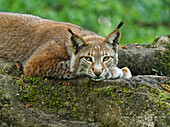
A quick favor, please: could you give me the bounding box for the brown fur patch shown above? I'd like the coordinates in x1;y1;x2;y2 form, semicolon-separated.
0;12;132;80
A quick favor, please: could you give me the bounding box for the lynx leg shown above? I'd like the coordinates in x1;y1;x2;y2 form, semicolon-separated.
24;41;75;79
24;54;75;79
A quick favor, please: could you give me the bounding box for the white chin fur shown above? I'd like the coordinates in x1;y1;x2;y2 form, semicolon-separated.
91;77;105;81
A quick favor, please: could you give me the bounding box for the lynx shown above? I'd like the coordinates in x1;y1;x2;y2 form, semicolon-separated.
0;12;132;81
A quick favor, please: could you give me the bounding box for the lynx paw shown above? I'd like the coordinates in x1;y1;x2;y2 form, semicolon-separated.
107;66;123;79
107;66;132;79
121;67;132;79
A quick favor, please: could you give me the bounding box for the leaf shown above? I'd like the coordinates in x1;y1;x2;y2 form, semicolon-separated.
119;45;128;49
23;104;33;109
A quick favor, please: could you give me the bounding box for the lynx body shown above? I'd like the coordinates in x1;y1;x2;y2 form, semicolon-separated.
0;12;132;81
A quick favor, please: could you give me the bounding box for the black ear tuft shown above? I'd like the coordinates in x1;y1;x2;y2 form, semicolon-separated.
116;21;124;29
105;21;124;53
68;28;74;35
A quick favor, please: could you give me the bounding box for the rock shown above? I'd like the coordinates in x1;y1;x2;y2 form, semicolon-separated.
118;38;169;76
0;59;170;126
0;37;170;126
0;74;101;126
152;35;170;48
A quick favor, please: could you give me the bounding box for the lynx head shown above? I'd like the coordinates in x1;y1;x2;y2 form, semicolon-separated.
69;21;123;81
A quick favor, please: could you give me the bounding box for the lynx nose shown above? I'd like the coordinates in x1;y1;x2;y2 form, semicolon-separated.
94;71;102;77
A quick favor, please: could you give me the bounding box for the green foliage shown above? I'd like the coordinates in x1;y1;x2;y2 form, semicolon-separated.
0;0;169;44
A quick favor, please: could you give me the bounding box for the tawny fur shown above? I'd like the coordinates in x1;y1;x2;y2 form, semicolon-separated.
0;12;132;81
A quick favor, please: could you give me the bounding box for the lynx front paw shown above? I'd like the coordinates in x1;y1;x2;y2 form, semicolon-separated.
121;67;132;79
107;66;123;79
106;66;132;79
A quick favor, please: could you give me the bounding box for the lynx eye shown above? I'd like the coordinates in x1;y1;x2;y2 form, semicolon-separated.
103;56;110;62
84;57;93;62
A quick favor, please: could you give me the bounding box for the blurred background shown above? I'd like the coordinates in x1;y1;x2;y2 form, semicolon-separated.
0;0;169;44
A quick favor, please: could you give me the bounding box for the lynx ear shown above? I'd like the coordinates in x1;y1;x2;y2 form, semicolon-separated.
69;29;86;54
105;21;124;53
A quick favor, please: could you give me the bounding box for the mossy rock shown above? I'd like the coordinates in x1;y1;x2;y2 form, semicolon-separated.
0;39;170;126
118;39;170;76
14;75;170;126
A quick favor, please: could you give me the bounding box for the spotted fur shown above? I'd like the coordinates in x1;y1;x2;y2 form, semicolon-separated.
0;12;132;81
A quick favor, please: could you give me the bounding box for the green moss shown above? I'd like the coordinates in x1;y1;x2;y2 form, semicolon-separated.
0;69;3;74
167;111;170;116
16;76;84;119
93;84;134;106
155;49;170;76
156;91;170;109
0;115;23;127
0;91;3;109
0;89;11;106
149;88;170;109
147;84;170;109
149;88;156;95
14;75;170;123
